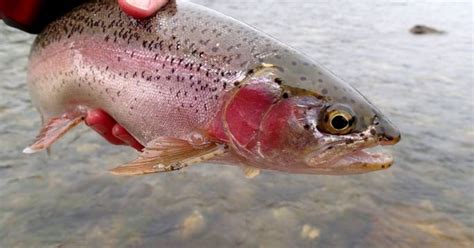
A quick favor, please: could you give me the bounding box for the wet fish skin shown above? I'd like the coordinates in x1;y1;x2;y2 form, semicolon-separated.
26;0;400;175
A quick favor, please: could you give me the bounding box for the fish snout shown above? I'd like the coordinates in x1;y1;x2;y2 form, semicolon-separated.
374;116;401;146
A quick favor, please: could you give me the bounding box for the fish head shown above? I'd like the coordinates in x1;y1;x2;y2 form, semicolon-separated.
223;58;400;174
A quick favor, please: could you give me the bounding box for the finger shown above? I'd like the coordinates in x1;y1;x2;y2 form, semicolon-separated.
118;0;168;19
112;124;145;151
85;109;125;145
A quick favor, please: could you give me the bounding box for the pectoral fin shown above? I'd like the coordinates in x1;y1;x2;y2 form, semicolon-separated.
23;111;85;154
110;137;228;176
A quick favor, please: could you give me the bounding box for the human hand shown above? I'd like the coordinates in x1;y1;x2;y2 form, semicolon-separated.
118;0;168;19
85;109;144;151
0;0;169;32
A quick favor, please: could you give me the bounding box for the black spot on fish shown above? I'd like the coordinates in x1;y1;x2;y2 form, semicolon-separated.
322;88;328;95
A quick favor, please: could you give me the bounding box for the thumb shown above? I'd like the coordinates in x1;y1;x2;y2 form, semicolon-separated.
118;0;168;19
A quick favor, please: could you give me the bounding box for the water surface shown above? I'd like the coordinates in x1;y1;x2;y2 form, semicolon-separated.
0;1;473;247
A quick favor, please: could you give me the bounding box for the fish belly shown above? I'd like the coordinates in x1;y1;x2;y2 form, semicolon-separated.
28;36;228;144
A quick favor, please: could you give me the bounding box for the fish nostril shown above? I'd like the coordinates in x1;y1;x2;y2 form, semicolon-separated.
373;117;401;145
378;125;401;145
381;132;401;145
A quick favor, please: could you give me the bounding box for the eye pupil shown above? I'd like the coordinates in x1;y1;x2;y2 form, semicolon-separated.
317;106;355;135
331;115;349;130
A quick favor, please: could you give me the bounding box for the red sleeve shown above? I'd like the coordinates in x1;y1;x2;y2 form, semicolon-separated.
0;0;84;34
0;0;42;28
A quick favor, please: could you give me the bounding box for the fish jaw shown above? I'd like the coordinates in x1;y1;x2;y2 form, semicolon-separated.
323;150;394;174
303;126;396;175
278;149;394;175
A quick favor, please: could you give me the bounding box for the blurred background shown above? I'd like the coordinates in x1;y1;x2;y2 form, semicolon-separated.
0;0;473;247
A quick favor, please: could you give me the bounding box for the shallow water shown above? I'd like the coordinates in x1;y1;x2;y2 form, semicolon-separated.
0;1;473;247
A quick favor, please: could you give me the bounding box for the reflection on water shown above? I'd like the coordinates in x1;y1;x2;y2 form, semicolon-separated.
0;1;473;247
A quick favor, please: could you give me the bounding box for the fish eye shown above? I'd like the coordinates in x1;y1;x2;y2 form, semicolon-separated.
331;113;350;130
318;106;355;135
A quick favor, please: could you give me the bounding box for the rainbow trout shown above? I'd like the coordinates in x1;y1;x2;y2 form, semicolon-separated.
25;0;400;176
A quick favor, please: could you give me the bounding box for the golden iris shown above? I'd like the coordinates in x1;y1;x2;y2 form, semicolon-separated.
323;110;354;135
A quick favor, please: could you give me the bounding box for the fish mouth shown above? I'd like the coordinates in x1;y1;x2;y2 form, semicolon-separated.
305;124;397;175
306;147;394;175
326;148;394;174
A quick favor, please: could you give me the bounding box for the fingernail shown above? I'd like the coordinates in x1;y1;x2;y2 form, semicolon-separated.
126;0;151;10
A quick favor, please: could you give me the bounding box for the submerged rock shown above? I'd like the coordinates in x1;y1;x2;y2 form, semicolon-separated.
410;25;445;35
301;224;321;240
180;210;205;239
